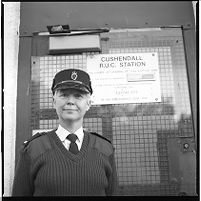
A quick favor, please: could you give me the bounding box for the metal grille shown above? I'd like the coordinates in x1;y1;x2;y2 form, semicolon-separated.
30;28;194;195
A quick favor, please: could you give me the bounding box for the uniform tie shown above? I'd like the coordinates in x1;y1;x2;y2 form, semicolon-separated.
66;134;79;154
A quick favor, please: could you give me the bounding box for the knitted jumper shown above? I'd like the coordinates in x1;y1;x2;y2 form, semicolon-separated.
12;130;117;196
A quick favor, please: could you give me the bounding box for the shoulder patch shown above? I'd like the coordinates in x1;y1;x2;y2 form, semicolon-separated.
90;132;111;144
89;132;114;156
23;132;47;147
22;131;54;160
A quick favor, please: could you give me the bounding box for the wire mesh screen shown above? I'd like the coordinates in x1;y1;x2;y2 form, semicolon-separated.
30;28;194;195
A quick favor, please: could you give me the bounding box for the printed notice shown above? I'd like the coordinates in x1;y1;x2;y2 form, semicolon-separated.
87;53;161;105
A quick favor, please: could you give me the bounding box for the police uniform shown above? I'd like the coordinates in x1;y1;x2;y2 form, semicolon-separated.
12;69;117;196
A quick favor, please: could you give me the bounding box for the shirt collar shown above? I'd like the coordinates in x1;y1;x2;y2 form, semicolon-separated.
56;124;84;142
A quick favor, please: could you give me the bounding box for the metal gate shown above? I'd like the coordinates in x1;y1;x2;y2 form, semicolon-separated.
30;28;196;195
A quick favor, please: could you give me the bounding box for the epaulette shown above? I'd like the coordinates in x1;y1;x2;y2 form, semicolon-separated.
90;132;111;144
23;132;47;147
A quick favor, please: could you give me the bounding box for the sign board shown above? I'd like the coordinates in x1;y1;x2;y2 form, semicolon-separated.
87;53;161;105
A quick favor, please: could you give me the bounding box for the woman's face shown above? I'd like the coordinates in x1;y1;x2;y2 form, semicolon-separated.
53;88;91;123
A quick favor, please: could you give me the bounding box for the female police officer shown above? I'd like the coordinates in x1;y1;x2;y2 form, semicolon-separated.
12;69;117;196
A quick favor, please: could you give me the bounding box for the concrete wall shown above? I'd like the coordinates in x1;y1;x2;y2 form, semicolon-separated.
3;2;21;196
19;2;195;34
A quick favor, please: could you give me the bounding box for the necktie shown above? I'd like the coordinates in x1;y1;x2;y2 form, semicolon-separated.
66;134;79;154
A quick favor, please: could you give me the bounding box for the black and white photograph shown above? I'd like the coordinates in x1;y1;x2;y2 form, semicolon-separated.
3;1;198;198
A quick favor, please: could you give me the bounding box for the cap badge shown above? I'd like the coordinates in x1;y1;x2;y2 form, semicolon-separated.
71;71;78;81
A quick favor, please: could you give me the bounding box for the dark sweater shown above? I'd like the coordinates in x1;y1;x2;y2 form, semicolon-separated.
12;130;117;196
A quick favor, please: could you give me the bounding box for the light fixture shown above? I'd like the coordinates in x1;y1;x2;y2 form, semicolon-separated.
46;25;110;54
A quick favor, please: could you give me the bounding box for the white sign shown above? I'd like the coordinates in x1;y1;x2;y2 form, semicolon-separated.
87;53;161;105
